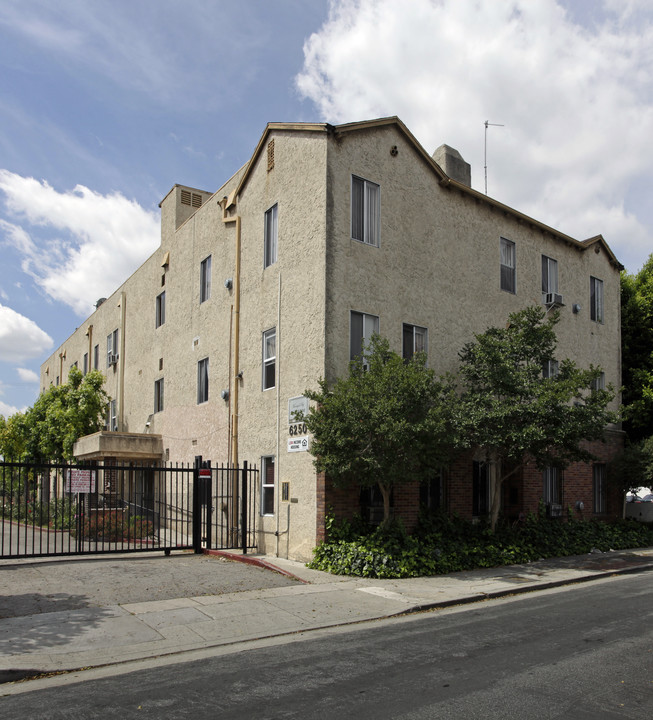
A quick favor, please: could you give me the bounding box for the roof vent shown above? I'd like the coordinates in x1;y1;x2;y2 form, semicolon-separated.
432;144;471;187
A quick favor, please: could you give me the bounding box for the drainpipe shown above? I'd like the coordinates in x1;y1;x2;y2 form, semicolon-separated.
59;350;66;384
221;195;241;542
118;292;126;431
275;272;281;557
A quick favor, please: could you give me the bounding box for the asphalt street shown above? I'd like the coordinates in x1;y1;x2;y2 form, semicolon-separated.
1;573;651;719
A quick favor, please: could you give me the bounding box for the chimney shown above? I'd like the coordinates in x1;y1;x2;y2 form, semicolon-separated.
432;144;471;187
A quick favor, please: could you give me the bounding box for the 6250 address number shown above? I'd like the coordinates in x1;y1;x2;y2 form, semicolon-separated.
289;423;307;436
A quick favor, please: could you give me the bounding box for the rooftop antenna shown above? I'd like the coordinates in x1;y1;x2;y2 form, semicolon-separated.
484;120;504;195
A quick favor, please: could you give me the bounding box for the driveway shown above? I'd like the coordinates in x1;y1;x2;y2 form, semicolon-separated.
0;551;299;619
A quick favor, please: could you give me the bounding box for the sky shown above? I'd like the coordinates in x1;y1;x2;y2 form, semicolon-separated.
1;0;652;416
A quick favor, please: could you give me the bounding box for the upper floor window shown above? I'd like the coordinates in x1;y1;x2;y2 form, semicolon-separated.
107;329;119;367
197;357;209;404
590;276;604;323
591;371;606;392
93;344;99;370
83;353;88;375
351;175;380;246
264;204;278;268
402;323;428;360
542;359;559;379
500;238;516;293
106;399;118;432
156;291;166;328
350;310;379;365
154;378;164;413
262;328;276;390
200;255;212;303
541;255;558;299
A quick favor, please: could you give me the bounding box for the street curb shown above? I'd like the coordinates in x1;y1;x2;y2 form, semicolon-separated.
203;549;310;583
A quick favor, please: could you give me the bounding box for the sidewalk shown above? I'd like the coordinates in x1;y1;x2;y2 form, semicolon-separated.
2;546;652;685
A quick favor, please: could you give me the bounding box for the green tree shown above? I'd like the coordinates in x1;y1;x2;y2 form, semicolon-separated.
621;254;653;441
302;336;454;524
0;367;109;461
454;305;618;530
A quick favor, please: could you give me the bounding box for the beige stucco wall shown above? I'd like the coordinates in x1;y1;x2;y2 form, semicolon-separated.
324;124;621;415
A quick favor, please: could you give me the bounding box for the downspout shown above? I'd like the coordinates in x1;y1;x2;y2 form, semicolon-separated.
275;272;281;557
118;291;126;431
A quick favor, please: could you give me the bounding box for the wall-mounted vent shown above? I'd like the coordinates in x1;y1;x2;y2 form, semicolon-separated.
180;190;203;208
267;139;275;172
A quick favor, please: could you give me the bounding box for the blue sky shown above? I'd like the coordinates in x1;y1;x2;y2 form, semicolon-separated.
1;0;652;416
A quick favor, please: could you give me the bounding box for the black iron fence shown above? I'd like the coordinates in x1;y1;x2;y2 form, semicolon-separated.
0;459;258;560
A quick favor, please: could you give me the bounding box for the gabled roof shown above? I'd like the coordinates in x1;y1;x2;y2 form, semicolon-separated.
229;116;622;270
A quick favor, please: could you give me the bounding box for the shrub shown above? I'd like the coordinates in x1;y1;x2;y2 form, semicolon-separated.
307;512;653;578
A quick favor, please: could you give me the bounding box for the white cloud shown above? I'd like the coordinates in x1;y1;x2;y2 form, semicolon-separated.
17;368;39;383
296;0;653;272
0;171;160;316
0;399;21;417
0;303;53;362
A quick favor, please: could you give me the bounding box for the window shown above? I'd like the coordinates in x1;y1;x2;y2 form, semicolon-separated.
542;359;559;378
543;466;561;505
402;323;428;360
541;255;558;298
351;175;380;246
106;329;119;367
590;276;603;323
472;461;489;516
200;256;211;303
262;328;276;390
264;204;278;268
593;463;607;514
420;472;443;511
261;456;275;516
154;378;164;413
500;238;516;293
591;372;606;392
350;311;379;363
156;291;166;328
106;399;117;432
83;353;88;375
197;358;209;404
93;344;99;370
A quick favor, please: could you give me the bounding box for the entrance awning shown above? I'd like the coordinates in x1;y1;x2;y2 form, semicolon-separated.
73;431;164;462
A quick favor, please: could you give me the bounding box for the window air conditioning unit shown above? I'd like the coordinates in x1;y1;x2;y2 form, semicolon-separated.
545;293;564;307
547;503;563;518
108;354;118;366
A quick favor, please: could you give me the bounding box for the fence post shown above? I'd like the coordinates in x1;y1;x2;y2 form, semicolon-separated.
192;456;202;553
241;460;248;555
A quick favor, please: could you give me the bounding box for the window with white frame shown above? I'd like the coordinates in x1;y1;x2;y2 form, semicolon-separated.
541;255;558;298
197;357;209;404
542;359;559;378
543;466;561;505
500;238;516;293
154;378;164;413
200;255;212;303
264;204;278;268
106;329;119;367
106;399;117;431
262;328;276;390
351;175;380;246
156;291;166;328
402;323;428;361
590;276;604;323
350;310;379;364
261;456;275;516
593;463;607;514
591;371;606;392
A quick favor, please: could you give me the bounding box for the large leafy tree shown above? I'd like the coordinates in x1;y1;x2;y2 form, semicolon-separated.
454;305;618;530
621;254;653;442
303;336;454;524
0;367;108;461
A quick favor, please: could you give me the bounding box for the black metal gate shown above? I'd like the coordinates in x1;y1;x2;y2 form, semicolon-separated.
0;459;258;560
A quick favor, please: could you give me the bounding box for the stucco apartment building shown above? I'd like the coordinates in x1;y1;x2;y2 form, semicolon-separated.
41;117;623;561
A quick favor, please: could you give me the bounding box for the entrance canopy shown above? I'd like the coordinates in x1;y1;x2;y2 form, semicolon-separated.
73;431;164;462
